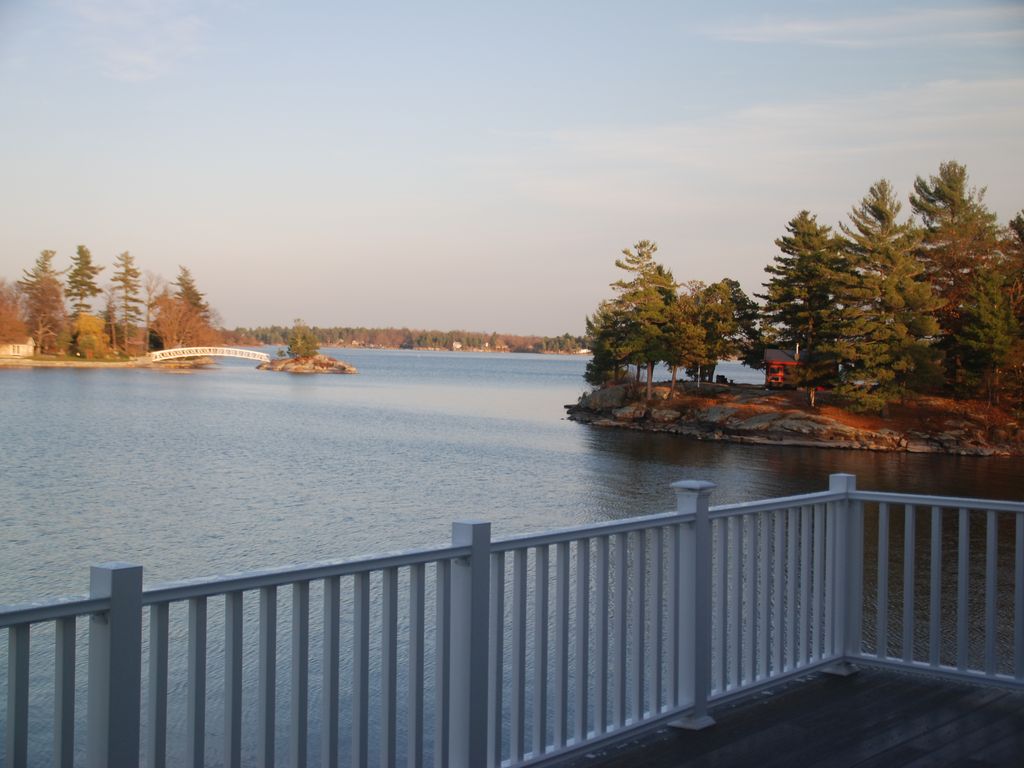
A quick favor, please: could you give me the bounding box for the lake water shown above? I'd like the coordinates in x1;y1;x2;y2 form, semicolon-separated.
2;350;1023;765
1;349;1021;604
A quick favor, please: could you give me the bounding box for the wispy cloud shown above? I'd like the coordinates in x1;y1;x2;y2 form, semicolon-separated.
70;0;207;81
706;6;1024;48
475;77;1024;221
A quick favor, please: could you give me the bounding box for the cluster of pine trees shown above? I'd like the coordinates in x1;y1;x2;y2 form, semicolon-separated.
586;162;1024;413
0;247;221;358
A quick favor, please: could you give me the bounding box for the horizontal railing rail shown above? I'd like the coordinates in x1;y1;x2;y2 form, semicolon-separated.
0;597;109;629
710;489;847;518
140;544;471;605
851;489;1024;513
2;474;1021;768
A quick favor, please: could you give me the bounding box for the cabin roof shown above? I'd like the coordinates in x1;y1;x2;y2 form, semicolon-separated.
764;348;809;365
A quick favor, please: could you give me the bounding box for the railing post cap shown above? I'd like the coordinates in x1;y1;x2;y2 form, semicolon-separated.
452;520;491;547
91;562;142;571
670;480;717;494
89;562;143;595
828;473;857;492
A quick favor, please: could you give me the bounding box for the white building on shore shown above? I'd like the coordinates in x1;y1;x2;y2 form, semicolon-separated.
0;337;35;357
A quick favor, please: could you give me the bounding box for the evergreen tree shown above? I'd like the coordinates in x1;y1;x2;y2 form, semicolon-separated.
111;251;143;354
835;180;943;410
610;241;676;399
584;244;676;393
958;270;1019;405
909;161;1000;381
691;280;740;384
661;291;705;392
174;266;210;321
759;211;848;404
287;319;321;358
1003;212;1024;326
17;250;66;354
723;278;764;370
66;245;104;317
584;300;630;386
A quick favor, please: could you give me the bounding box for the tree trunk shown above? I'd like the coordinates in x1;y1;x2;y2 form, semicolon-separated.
646;361;654;401
808;387;816;408
670;366;677;394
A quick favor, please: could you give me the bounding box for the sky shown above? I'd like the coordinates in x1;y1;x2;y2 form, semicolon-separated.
0;1;1022;335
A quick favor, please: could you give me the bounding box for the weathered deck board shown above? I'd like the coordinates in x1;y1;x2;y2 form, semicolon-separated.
556;668;1024;768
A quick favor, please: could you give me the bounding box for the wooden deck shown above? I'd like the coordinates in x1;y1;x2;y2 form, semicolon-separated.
555;667;1024;768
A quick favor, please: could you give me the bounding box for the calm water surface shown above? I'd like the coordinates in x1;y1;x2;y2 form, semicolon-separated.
2;350;1023;765
1;349;1021;603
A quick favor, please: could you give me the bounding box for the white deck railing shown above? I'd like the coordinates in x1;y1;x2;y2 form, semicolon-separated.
1;474;1022;767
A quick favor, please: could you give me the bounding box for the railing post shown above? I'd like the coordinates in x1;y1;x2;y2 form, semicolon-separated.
669;480;716;730
826;473;861;676
450;521;491;768
87;563;143;768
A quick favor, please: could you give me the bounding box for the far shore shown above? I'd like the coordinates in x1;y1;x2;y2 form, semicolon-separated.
0;345;590;369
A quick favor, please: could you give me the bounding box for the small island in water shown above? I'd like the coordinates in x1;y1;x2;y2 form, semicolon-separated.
257;322;357;373
258;353;357;374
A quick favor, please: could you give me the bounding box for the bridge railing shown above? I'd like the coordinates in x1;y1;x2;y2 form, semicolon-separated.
148;347;271;363
2;475;1022;767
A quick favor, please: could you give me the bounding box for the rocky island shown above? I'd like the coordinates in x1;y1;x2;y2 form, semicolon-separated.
567;383;1024;457
258;354;357;374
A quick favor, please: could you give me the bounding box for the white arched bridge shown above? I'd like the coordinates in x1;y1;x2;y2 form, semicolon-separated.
148;346;271;364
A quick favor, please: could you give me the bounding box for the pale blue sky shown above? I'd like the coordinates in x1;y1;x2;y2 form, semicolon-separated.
1;1;1022;334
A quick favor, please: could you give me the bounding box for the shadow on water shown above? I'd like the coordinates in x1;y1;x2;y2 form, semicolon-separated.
577;426;1023;521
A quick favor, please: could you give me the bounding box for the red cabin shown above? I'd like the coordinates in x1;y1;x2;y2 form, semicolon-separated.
764;348;809;388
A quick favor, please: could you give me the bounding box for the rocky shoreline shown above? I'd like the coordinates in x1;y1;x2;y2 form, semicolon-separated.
566;384;1023;457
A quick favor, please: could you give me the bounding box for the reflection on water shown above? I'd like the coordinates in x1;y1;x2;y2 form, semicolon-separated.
581;427;1023;516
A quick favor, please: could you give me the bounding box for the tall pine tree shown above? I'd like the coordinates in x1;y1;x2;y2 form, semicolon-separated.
835;180;943;410
174;266;210;321
111;251;143;354
611;241;676;399
909;161;1000;382
690;280;740;384
66;245;104;317
18;250;66;354
759;211;848;404
1003;212;1024;326
959;270;1019;405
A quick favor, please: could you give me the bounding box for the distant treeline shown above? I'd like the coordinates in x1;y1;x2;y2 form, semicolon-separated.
227;325;586;354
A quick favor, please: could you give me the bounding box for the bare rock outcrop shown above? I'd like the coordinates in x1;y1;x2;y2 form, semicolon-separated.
565;384;1022;456
258;354;357;374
